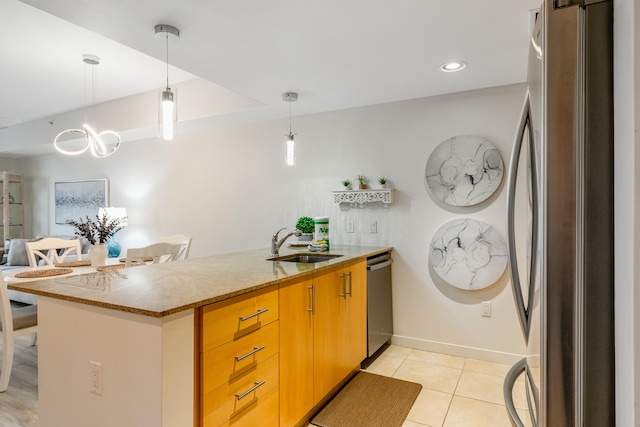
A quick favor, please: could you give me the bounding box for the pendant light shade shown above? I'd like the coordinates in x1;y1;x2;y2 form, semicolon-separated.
53;54;121;158
160;87;177;140
155;24;180;140
283;92;298;166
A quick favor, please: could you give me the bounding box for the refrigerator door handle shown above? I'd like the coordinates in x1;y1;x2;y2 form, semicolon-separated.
506;91;539;344
504;358;540;427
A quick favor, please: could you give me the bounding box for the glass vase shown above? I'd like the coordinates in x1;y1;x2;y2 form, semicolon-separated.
106;235;121;258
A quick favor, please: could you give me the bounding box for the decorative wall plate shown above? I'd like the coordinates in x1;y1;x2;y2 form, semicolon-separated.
429;218;507;290
425;135;504;206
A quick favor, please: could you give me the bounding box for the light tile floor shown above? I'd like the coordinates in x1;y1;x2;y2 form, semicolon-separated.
361;345;532;427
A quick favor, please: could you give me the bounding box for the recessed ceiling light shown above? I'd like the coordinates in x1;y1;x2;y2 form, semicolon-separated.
439;61;467;72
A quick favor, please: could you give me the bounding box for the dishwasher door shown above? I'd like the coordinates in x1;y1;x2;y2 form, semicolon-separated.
367;252;393;357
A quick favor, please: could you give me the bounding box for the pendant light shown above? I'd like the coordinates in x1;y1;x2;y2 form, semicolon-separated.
53;54;121;158
155;24;180;140
283;92;298;166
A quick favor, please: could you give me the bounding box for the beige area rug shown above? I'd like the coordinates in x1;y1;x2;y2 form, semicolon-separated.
311;372;422;427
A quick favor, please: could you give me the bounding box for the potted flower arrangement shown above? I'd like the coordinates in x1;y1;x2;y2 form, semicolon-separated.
357;175;367;190
295;216;315;242
341;179;352;190
67;214;127;266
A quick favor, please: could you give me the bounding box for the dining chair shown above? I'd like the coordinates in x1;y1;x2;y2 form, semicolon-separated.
158;234;192;260
124;242;182;267
0;273;37;392
25;237;82;267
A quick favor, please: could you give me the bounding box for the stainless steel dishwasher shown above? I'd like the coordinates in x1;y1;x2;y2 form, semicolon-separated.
366;252;393;357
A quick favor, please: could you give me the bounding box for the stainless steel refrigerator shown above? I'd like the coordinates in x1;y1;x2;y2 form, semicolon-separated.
503;0;614;426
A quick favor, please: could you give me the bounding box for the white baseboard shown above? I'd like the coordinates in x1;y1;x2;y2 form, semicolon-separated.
391;334;527;366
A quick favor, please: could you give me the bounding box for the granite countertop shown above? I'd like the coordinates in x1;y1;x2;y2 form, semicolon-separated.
7;245;392;318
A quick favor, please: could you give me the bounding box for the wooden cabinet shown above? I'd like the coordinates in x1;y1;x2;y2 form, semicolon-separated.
279;259;367;426
0;172;24;245
198;285;279;427
197;258;368;427
279;276;315;426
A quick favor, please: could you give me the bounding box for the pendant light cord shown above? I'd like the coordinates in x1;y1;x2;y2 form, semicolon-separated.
289;100;292;134
165;33;170;90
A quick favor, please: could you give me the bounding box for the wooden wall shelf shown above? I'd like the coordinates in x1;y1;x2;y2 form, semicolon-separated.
332;189;395;205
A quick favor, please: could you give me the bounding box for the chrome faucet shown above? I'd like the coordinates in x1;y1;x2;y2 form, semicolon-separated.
271;227;302;255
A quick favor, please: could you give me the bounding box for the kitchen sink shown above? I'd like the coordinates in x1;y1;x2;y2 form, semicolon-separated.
267;253;343;263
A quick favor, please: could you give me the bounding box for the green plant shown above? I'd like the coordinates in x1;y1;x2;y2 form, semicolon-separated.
378;177;387;185
342;179;351;187
67;214;126;245
357;175;366;185
295;216;315;234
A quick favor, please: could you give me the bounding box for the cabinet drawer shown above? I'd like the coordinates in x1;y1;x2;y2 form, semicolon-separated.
219;386;279;427
202;320;279;394
202;354;279;427
202;285;278;352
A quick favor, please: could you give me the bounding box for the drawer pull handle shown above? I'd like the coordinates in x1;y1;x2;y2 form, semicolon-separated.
308;284;315;314
239;307;268;322
236;380;266;400
339;273;347;299
235;345;265;361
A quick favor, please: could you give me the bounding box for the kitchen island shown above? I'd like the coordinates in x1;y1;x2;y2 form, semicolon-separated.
8;245;392;427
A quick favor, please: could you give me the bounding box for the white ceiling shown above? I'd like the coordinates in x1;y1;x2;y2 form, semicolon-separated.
1;0;541;155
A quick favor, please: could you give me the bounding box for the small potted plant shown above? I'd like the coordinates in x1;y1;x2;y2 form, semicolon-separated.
295;216;315;242
378;177;388;188
341;179;352;190
357;175;367;190
67;214;127;266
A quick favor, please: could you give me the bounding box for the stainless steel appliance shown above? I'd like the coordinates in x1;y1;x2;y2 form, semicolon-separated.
504;1;614;426
366;252;393;357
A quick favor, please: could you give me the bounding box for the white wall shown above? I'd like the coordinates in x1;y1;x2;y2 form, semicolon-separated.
14;83;528;362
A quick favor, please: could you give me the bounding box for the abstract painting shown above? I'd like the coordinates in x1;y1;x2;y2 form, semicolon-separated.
55;179;109;224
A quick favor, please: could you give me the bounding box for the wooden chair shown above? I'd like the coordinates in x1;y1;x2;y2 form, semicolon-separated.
158;234;192;260
0;273;37;392
25;237;82;267
124;243;182;267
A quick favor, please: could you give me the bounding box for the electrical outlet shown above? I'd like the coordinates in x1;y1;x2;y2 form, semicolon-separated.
369;221;377;234
347;220;355;233
481;301;491;318
90;361;103;395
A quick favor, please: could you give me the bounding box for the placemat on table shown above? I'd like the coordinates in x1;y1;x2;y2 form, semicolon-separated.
118;256;154;263
55;260;92;267
15;268;74;278
96;264;127;271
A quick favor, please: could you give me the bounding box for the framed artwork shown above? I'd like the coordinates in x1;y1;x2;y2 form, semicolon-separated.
425;135;504;206
55;179;109;224
429;218;507;290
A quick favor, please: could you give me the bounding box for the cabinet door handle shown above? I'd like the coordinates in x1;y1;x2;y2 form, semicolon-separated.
346;272;353;297
339;273;347;299
235;380;266;400
235;345;265;362
239;307;268;322
307;284;315;314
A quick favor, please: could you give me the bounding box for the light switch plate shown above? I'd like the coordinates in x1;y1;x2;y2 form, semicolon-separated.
369;221;377;234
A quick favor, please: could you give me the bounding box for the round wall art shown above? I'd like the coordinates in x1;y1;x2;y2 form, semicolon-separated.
429;218;507;290
425;135;504;206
